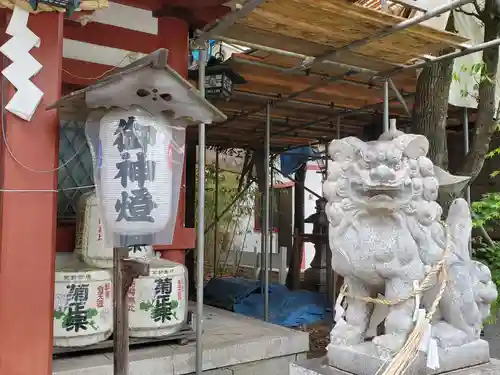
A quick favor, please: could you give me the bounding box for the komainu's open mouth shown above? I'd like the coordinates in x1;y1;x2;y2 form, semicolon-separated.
360;187;401;199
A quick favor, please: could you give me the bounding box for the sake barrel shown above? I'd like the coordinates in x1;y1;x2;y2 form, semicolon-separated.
74;192;154;268
128;258;187;337
53;254;113;347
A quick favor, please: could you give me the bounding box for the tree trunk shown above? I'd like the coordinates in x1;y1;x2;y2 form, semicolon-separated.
411;56;454;169
459;6;500;182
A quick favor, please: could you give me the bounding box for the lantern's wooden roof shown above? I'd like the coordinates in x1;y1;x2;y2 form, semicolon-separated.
48;49;227;125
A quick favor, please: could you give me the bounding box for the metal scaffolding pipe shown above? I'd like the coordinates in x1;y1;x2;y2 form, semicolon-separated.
205;179;255;235
324;137;333;316
463;107;472;255
231;56;379;90
383;37;500;77
196;48;207;375
268;92;414;139
294;0;473;71
263;102;271;321
213;149;220;278
388;78;411;117
464;107;471;205
383;80;390;133
233;91;336;109
211;8;497;134
214;35;377;74
336;116;341;139
193;0;267;45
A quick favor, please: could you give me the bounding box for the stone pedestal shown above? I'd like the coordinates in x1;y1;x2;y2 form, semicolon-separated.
290;356;500;375
324;339;490;375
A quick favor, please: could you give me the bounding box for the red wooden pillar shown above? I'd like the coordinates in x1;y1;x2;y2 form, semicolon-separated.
154;16;193;264
0;12;63;375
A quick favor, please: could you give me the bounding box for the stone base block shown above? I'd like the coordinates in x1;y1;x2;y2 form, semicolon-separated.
324;339;490;375
290;356;500;375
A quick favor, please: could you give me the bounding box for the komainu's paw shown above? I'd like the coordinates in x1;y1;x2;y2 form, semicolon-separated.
372;333;408;353
329;322;364;346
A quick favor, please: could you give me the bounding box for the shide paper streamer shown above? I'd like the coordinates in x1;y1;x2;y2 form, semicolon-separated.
0;5;43;121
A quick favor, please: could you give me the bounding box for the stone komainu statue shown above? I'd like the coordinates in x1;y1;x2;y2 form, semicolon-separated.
323;130;498;373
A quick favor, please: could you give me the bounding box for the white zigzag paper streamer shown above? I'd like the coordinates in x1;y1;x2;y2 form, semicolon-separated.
0;5;43;121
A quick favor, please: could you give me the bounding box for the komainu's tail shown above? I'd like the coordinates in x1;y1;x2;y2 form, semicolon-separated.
438;198;496;342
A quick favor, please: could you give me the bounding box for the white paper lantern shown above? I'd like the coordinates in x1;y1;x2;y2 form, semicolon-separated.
97;107;173;243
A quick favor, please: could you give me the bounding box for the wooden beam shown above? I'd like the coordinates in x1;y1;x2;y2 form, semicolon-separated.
63;20;158;54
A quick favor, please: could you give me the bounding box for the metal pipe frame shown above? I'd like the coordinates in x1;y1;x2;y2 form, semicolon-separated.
463;107;472;255
216;112;363;133
464;107;471;205
192;0;268;46
292;0;473;72
213;148;220;278
214;35;378;75
380;37;500;78
388;78;411;117
230;55;381;91
203;1;497;144
196;48;207;375
323;137;333;316
337;116;341;140
267;92;415;140
233;90;337;110
220;30;500;144
383;80;390;133
264;101;271;322
205;178;256;235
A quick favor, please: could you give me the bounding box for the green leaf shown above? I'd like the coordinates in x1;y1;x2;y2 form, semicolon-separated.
53;309;65;320
139;301;154;311
87;308;99;319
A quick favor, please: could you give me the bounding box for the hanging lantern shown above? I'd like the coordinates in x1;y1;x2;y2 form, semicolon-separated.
189;56;246;101
28;0;80;14
48;50;227;247
90;106;175;247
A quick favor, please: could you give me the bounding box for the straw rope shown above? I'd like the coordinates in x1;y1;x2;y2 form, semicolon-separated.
338;221;451;375
0;0;108;13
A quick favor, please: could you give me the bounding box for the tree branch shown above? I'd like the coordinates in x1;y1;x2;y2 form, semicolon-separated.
472;0;483;17
456;6;482;20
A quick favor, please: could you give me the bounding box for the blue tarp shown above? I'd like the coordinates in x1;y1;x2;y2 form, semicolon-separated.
204;277;326;327
203;277;260;311
279;147;315;176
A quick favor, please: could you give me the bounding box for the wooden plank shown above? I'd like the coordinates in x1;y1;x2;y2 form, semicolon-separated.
222;0;467;66
243;52;418;93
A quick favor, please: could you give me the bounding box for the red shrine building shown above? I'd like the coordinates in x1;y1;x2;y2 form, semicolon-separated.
0;2;231;374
